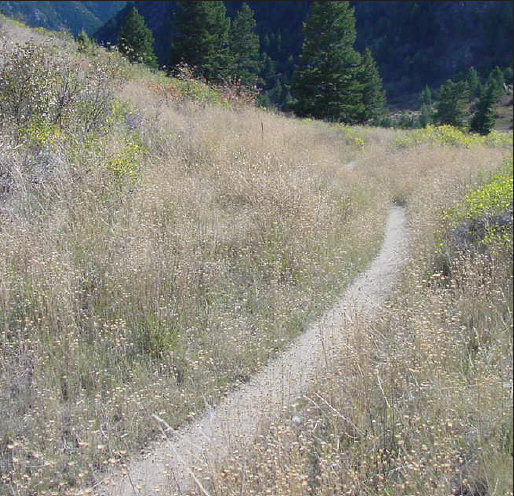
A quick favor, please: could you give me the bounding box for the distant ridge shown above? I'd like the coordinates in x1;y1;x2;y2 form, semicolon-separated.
0;1;126;35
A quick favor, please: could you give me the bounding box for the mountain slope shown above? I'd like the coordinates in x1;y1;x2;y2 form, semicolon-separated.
94;1;513;104
0;1;126;35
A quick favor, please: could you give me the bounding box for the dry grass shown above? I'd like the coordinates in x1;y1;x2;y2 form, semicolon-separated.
0;19;390;495
194;152;513;496
0;17;511;496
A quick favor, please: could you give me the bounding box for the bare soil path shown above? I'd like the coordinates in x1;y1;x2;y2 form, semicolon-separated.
98;204;410;496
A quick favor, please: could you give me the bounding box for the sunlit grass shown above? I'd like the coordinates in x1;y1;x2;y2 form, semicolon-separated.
0;15;512;496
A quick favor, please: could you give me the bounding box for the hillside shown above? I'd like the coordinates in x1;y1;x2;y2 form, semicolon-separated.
0;14;512;496
0;1;126;35
95;1;513;106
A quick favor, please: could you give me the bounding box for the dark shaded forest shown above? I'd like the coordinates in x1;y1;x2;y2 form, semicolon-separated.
95;1;513;106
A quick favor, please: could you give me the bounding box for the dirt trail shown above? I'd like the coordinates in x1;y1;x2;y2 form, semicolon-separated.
99;204;410;496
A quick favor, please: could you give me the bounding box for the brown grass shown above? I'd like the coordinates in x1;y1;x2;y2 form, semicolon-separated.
193;150;513;496
0;19;391;496
0;16;511;496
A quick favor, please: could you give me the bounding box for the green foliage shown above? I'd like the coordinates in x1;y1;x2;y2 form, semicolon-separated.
435;79;470;128
488;66;506;92
105;135;145;184
77;28;93;53
392;124;513;149
460;165;513;220
504;66;513;85
419;103;434;127
169;1;232;83
292;1;364;123
419;85;432;108
466;66;482;99
358;48;387;123
118;7;157;68
229;3;262;88
440;160;513;248
470;82;497;135
0;41;119;143
0;42;60;128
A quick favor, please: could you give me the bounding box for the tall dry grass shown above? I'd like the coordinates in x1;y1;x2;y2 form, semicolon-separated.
196;150;513;496
0;19;392;495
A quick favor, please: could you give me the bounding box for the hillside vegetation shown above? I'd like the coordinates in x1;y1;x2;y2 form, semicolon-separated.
0;1;126;36
0;16;512;496
97;1;513;108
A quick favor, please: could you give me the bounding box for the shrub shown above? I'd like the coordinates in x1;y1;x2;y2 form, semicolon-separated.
439;160;513;252
0;42;120;142
392;124;513;149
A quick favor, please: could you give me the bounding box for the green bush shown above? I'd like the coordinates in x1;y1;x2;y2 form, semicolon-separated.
392;124;513;149
438;159;513;253
0;42;119;142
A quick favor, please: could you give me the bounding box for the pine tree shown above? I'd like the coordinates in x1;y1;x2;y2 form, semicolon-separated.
169;1;232;83
504;67;513;85
118;7;157;68
77;29;91;53
487;66;506;100
269;79;284;105
419;85;432;108
470;82;497;135
419;104;433;127
283;89;294;111
292;1;364;123
434;79;469;128
229;3;262;87
488;66;506;90
358;48;386;123
466;67;482;98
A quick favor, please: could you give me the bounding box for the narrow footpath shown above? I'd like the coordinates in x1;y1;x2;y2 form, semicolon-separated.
98;204;410;496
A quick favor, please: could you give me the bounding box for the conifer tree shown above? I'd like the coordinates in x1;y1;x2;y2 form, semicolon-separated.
504;67;513;85
466;67;482;98
229;3;262;87
419;104;433;127
418;85;433;127
434;79;469;128
419;85;432;108
118;7;157;68
358;48;386;122
169;1;232;83
488;66;506;90
77;29;91;53
470;82;497;135
292;1;364;123
487;66;506;99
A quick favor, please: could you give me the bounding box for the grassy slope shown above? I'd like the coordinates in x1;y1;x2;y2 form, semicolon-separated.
0;18;387;496
0;16;512;496
196;149;513;494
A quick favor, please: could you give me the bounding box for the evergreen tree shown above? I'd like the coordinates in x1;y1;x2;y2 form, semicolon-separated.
466;67;482;98
229;3;262;87
77;29;92;53
169;1;232;83
488;66;506;90
470;82;497;135
419;85;432;108
504;67;513;85
118;7;157;68
419;103;433;127
358;48;386;122
487;66;506;99
269;79;284;105
292;1;364;123
434;79;469;128
283;89;294;111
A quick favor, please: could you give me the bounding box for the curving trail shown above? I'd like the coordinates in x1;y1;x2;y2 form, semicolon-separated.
98;204;410;496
